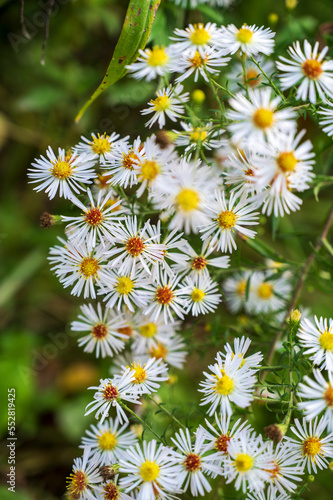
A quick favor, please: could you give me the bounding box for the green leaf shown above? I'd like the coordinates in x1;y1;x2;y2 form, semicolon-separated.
196;4;224;24
75;0;160;122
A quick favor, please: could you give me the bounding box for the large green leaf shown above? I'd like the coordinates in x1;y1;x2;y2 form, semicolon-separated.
75;0;160;122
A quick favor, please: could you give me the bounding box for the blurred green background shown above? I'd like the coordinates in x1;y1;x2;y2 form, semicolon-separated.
1;0;333;498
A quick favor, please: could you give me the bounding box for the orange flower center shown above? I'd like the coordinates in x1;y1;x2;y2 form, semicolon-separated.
85;207;103;226
215;433;231;453
125;236;145;257
302;59;323;80
192;256;207;270
155;286;173;305
324;385;333;407
103;481;119;500
103;384;118;401
184;453;201;471
92;323;108;340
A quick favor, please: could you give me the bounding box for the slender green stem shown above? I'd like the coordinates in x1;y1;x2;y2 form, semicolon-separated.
119;401;167;445
146;394;186;429
241;53;249;99
250;55;286;101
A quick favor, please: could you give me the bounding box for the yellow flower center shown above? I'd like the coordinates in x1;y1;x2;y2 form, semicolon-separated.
52;159;73;179
236;280;247;296
236;28;253;44
324;385;333;407
90;134;111;155
147;46;169;67
151;94;170;112
131;362;147;384
176;188;200;211
234;453;254;472
191;287;206;302
319;330;333;351
122;150;139;170
302;59;323;80
190;24;211;46
257;282;273;299
246;68;260;87
79;257;100;278
189;51;205;67
116;276;134;295
98;431;118;451
190;128;208;142
277;151;297;172
252;108;274;129
302;437;322;457
140;460;160;482
140;160;160;181
217;210;237;229
150;343;168;360
139;322;157;338
215;374;234;395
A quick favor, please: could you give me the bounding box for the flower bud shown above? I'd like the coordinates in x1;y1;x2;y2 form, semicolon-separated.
191;89;206;104
286;0;297;9
268;13;279;25
264;423;288;443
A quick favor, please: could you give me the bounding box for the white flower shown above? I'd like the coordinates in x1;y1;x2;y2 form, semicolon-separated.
106;216;165;277
102;137;143;189
276;40;333;103
180;273;222;316
222;271;252;313
48;238;110;299
119;440;182;500
141;83;189;129
66;447;102;500
151;159;218;234
98;269;152;312
74;132;129;161
172;47;230;83
226;89;296;145
172;240;230;278
174;121;224;153
297;369;333;431
81;418;138;466
143;272;189;324
96;475;134;500
126;45;175;81
131;314;180;355
220;336;263;370
285;417;333;473
201;412;253;456
227;58;275;93
247;491;291;500
170;427;223;496
199;352;257;416
200;191;259;253
170;23;221;57
85;370;140;424
217;24;275;56
318;100;333;136
62;189;123;250
117;357;169;395
247;271;291;314
265;441;304;494
224;432;275;493
146;334;188;370
71;303;128;358
297;315;333;372
28;147;96;200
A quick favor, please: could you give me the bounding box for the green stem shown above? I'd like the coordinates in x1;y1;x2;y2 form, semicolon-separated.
250;55;286;101
119;401;167;445
146;394;186;429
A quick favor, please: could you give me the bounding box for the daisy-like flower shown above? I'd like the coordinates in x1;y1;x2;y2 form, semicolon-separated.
96;475;134;500
247;490;291;500
226;89;296;145
276;40;333;103
147;334;188;370
81;418;138;466
126;45;175;81
297;369;333;431
172;47;230;83
85;369;140;424
200;191;259;253
61;189;123;250
143;272;189;324
106;216;165;277
141;83;189;129
222;271;252;313
119;357;169;395
227;58;275;93
98;269;152;312
220;336;263;370
297;316;333;372
217;24;275;56
131;314;180;355
318;100;333;136
201;412;253;457
247;271;291;314
224;432;275;493
133;136;178;198
173;240;230;278
180;274;222;316
71;303;128;358
199;352;257;416
119;440;182;500
66;447;102;500
74;132;129;161
265;441;304;494
170;427;223;496
174;121;223;153
170;23;220;57
28;147;96;200
286;417;333;473
151;159;218;234
102;137;143;189
48;238;110;299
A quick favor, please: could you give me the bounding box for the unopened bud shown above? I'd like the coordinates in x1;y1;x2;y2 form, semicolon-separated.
191;89;206;104
286;0;297;9
40;212;56;228
268;13;279;25
99;465;117;483
264;423;288;443
307;474;315;482
289;309;301;323
155;130;173;149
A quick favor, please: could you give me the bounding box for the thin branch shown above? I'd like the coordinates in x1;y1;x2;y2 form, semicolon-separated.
41;0;55;65
19;0;30;39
